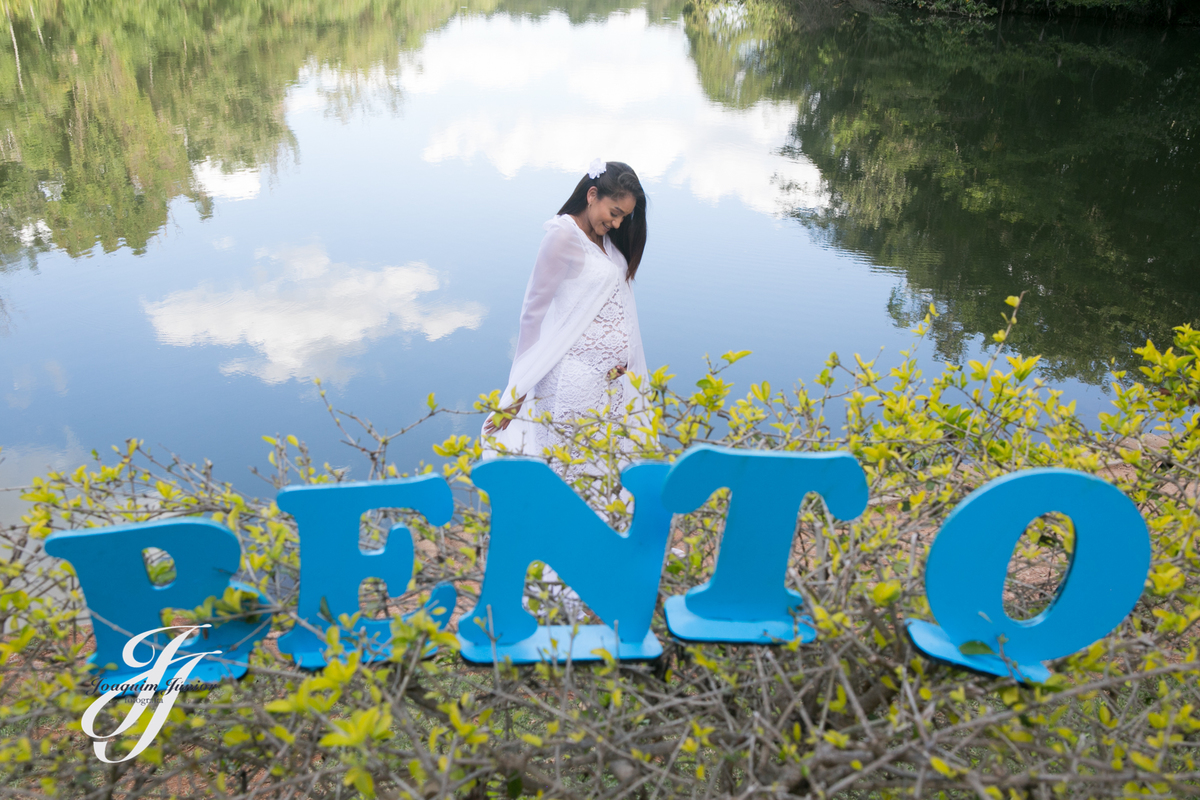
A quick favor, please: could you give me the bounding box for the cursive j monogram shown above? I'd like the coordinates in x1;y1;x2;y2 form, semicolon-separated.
81;625;221;763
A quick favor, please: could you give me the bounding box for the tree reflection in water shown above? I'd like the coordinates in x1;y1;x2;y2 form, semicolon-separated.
1;0;1196;384
686;0;1199;380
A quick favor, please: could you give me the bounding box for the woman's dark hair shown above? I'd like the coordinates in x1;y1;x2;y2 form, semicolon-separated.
557;161;647;280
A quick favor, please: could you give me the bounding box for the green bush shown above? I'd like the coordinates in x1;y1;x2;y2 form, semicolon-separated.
2;297;1199;798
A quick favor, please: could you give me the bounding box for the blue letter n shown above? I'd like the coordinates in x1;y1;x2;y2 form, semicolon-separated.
458;459;672;664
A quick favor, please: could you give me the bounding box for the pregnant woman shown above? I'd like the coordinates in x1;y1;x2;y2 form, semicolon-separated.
482;159;649;481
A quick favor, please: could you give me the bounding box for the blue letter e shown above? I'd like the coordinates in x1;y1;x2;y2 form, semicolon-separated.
275;475;457;669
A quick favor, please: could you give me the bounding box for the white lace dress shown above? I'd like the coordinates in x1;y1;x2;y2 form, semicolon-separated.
531;281;634;479
483;215;649;467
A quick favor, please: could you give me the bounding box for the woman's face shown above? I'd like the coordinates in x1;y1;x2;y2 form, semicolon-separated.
585;188;636;237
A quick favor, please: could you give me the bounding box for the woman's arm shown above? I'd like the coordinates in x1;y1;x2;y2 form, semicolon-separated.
483;393;526;434
513;221;586;361
483;221;587;436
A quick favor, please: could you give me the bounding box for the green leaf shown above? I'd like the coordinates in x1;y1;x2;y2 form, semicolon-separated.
929;756;958;777
347;766;375;798
958;640;995;656
223;725;252;746
720;349;752;365
871;580;902;606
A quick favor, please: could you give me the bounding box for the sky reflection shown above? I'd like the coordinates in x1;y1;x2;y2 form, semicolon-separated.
1;3;1124;525
402;11;823;213
144;244;487;384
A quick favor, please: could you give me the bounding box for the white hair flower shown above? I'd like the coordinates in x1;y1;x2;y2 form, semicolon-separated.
587;158;607;179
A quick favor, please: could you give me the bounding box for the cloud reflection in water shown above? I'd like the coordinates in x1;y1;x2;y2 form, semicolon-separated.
143;244;486;384
192;158;262;202
401;10;825;215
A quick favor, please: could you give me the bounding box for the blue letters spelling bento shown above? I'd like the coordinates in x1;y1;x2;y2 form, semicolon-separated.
43;444;1151;689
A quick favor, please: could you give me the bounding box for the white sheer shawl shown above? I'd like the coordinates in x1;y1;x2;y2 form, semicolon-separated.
483;215;648;455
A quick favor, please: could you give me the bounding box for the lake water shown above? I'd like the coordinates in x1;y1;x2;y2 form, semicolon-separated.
1;1;1196;523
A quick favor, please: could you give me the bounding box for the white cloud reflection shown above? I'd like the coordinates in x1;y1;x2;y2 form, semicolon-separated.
400;10;824;214
143;245;486;384
192;158;262;202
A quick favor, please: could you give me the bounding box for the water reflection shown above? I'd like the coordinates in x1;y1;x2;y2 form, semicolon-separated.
0;0;407;267
404;10;824;212
192;160;263;203
5;360;67;410
0;432;86;524
144;245;486;384
715;10;1200;381
0;0;1197;523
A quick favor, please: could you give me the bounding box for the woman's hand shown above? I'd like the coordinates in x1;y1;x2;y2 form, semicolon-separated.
606;365;628;381
484;394;526;435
